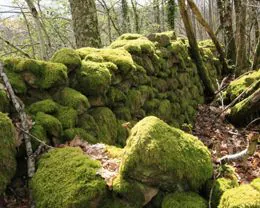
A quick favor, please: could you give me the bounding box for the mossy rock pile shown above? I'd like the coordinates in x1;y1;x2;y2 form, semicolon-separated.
1;32;220;147
0;112;17;195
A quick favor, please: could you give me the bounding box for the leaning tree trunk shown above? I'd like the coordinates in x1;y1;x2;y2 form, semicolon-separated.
167;0;176;29
187;0;229;75
178;0;215;96
69;0;101;48
234;0;248;75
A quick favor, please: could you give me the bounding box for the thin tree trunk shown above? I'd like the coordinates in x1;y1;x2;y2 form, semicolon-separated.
24;0;46;60
131;0;140;33
167;0;176;29
153;0;161;32
122;0;130;33
252;37;260;70
178;0;215;96
69;0;101;48
187;0;229;75
161;0;166;31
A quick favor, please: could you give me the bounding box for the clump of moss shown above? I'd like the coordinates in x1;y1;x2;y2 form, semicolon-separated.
5;70;27;94
54;87;90;115
105;145;124;158
219;178;260;208
30;124;49;150
50;48;82;72
126;89;143;115
28;99;59;115
120;116;213;191
63;128;97;143
78;113;100;138
106;87;126;106
0;112;16;194
100;196;137;208
110;35;156;56
55;106;78;129
74;61;111;96
162;192;207;208
90;107;118;144
31;147;106;208
116;120;129;147
35;112;63;138
114;107;132;121
0;88;9;113
147;31;177;47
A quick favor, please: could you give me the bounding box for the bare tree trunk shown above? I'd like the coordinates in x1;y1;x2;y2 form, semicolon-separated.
167;0;176;29
122;0;130;33
161;0;166;31
153;0;161;32
178;0;215;96
24;0;46;59
187;0;229;75
69;0;101;48
234;0;248;75
131;0;140;33
252;37;260;70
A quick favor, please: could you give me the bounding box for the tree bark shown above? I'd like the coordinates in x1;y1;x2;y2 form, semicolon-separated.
69;0;101;48
252;37;260;70
187;0;229;75
178;0;215;96
131;0;140;33
122;0;130;33
167;0;176;29
153;0;161;32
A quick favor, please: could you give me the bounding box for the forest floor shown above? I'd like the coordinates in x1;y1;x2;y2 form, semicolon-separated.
1;105;259;208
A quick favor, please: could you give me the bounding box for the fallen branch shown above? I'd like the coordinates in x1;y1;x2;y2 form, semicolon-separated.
246;117;260;129
218;132;259;164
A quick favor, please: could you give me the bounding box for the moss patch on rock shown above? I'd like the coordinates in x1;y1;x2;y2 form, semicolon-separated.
55;106;78;129
120;116;213;191
162;192;207;208
28;99;59;115
0;88;9;113
31;147;106;208
63;128;96;143
219;178;260;208
0;112;16;194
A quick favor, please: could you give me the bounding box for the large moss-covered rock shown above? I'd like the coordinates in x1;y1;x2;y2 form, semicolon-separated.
54;87;90;115
120;116;213;191
0;88;9;113
147;31;177;47
78;113;100;138
90;107;118;144
31;147;106;208
162;192;207;208
74;61;111;96
219;178;260;208
55;106;78;129
50;48;81;72
0;113;16;194
28;99;59;115
63;128;96;143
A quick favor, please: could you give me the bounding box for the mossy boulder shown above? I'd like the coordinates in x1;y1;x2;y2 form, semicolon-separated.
78;113;100;138
28;99;59;115
30;124;49;150
31;147;106;208
74;61;111;96
162;192;207;208
63;128;97;143
90;107;118;144
219;178;260;208
0;88;9;113
55;106;78;129
100;196;137;208
126;89;143;115
54;87;90;115
120;116;213;191
147;31;177;47
50;48;82;72
0;112;16;194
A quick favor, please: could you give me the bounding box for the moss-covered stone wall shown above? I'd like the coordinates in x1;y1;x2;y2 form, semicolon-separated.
0;31;220;147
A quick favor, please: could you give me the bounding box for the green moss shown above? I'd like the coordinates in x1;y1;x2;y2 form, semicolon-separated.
147;31;177;47
100;196;137;208
157;99;172;121
5;70;27;94
116;120;129;147
105;145;124;158
50;48;81;72
90;107;118;144
75;61;111;96
78;113;100;138
208;177;239;208
55;106;78;129
162;192;207;208
0;88;9;113
63;128;97;143
28;99;59;115
126;89;143;114
76;48;135;74
225;69;260;101
110;36;156;56
144;99;160;112
31;147;106;208
30;124;49;150
219;178;260;208
117;33;143;40
54;87;90;115
120;116;213;191
114;107;132;121
0;112;16;194
35;112;63;138
106;87;126;106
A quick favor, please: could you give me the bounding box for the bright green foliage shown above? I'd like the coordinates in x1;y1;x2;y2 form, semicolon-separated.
0;88;9;113
54;87;90;115
76;47;135;74
63;128;96;143
219;178;260;208
162;192;207;208
225;69;260;101
31;147;106;208
120;116;213;191
110;35;156;55
90;107;118;144
35;112;63;138
50;48;82;72
75;61;111;96
28;99;59;115
0;112;16;194
55;106;78;129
